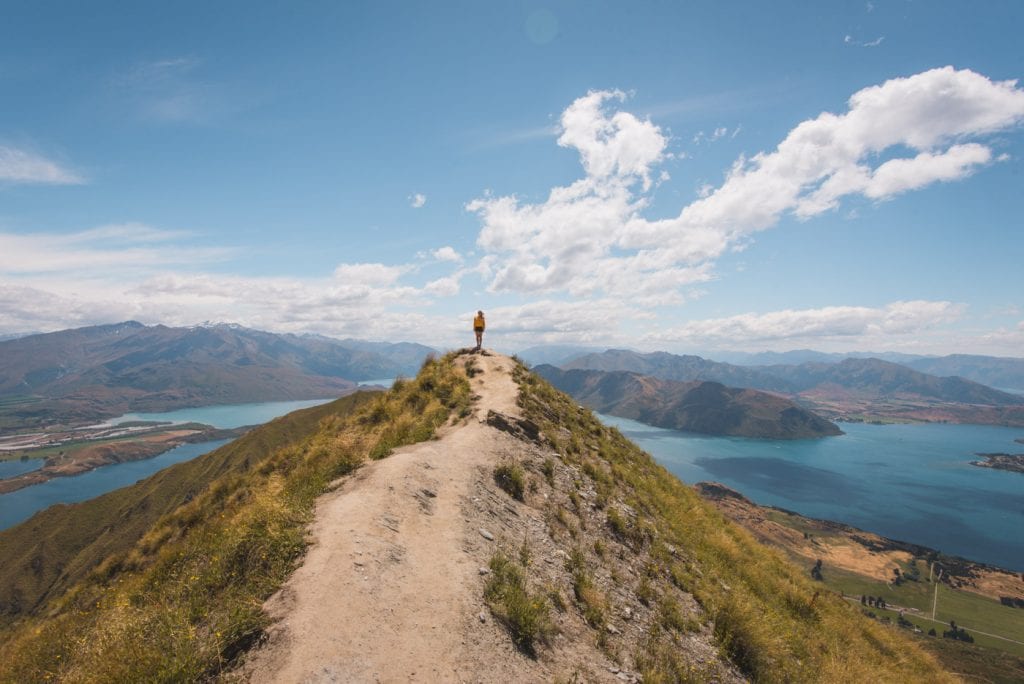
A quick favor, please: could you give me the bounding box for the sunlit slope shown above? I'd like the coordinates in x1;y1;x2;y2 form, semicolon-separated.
0;392;377;630
511;363;953;682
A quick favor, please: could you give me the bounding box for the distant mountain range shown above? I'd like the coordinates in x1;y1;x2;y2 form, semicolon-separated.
535;365;842;439
902;355;1024;393
0;322;435;431
562;350;793;392
561;350;1024;426
520;344;1024;393
515;344;609;367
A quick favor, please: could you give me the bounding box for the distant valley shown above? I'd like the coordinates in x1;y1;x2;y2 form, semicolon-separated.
535;365;842;439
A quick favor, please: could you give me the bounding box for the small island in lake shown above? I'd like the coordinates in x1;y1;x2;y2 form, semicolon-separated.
971;452;1024;474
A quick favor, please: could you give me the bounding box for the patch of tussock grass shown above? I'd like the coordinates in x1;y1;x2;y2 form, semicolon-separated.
484;550;555;656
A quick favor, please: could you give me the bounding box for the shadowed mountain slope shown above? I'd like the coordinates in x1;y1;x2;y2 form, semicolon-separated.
0;322;434;430
534;365;841;439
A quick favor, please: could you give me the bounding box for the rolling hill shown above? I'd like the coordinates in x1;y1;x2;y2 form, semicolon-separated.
535;365;842;439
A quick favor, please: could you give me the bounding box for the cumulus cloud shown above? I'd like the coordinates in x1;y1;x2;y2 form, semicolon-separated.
476;298;649;346
0;145;83;185
468;68;1024;301
409;192;427;208
649;300;965;346
430;246;462;262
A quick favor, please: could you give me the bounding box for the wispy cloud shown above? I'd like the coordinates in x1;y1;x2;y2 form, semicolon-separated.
0;223;229;274
692;125;740;145
409;192;427;208
0;145;83;185
649;301;965;347
113;56;224;124
844;34;885;48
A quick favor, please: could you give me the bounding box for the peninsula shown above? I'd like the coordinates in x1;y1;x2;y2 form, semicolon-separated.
970;453;1024;474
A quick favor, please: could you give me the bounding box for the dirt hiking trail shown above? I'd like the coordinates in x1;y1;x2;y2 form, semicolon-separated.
240;352;608;683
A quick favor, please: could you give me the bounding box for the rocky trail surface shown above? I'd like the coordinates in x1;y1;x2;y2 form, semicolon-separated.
239;352;642;682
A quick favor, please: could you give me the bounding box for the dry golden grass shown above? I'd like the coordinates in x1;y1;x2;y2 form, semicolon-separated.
512;361;955;683
0;354;470;683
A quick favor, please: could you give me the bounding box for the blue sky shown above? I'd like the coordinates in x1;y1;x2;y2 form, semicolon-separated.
1;0;1023;355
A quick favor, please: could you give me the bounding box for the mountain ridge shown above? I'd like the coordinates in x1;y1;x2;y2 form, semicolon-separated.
0;321;435;432
0;352;952;681
564;349;1024;425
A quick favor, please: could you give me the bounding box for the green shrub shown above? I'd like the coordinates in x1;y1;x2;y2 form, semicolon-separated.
494;462;526;501
484;551;554;655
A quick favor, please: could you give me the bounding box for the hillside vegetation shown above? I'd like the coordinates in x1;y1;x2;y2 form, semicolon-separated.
0;354;470;682
0;353;952;682
510;363;951;682
0;393;376;628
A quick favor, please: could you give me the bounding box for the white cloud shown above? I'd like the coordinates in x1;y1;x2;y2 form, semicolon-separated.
650;301;965;347
430;246;462;262
0;224;230;274
332;262;409;286
468;69;1024;303
409;193;427;208
0;145;83;185
845;35;884;48
477;298;648;346
556;89;667;190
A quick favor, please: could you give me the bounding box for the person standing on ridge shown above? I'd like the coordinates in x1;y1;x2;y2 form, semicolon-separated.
473;310;485;350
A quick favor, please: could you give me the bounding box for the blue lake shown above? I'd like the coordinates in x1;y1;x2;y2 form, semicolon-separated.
0;460;41;479
0;440;231;530
598;415;1024;572
0;397;345;531
108;398;336;429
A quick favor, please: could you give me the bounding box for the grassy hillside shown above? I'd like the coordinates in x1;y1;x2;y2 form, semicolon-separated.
0;354;470;682
512;362;952;682
0;354;952;682
0;392;376;628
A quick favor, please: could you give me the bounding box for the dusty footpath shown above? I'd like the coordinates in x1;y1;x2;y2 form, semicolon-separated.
239;352;615;683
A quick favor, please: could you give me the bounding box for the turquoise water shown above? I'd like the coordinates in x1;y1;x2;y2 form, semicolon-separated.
0;440;231;530
0;460;41;479
598;415;1024;572
1;398;345;531
108;398;334;429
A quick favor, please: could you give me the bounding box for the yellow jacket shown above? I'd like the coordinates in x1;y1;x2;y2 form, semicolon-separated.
473;315;485;330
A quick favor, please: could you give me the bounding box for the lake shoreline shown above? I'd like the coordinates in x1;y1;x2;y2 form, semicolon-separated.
0;425;251;494
695;481;1024;603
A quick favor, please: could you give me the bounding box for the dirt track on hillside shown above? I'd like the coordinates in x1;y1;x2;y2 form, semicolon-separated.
239;352;612;683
